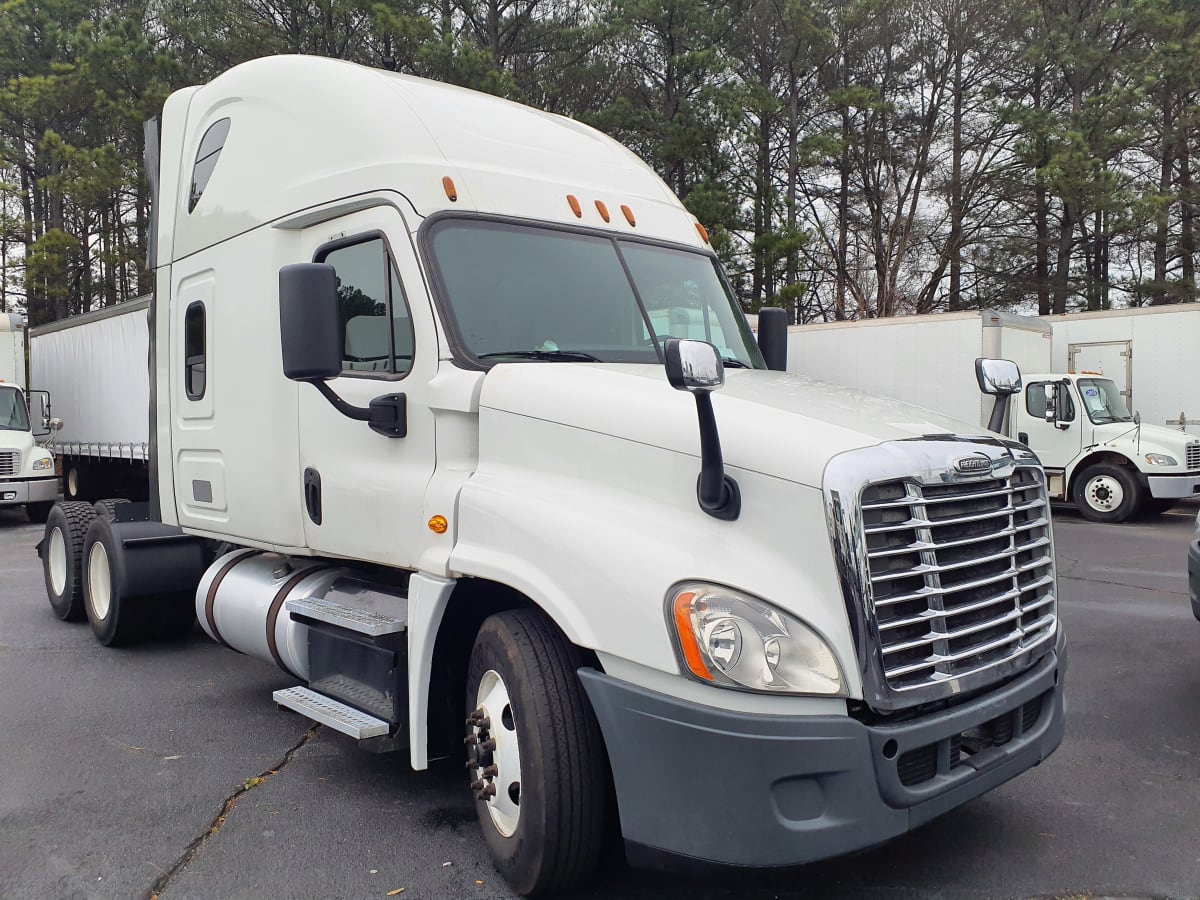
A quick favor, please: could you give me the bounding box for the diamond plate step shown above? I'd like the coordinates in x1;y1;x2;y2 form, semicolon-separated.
285;596;406;636
273;686;389;739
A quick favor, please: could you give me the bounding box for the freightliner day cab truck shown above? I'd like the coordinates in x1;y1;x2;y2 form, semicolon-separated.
37;57;1066;895
0;313;58;522
790;311;1200;523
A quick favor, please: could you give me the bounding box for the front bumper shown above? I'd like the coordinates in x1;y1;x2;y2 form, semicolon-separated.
0;476;57;506
1145;472;1200;500
1189;539;1200;622
580;632;1065;869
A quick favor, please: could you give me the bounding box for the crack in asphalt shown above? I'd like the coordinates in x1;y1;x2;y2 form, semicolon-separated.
139;724;321;900
1058;571;1185;597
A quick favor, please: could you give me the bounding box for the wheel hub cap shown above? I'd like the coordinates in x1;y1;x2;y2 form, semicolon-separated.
467;669;522;837
88;542;112;621
1086;475;1123;512
48;527;67;596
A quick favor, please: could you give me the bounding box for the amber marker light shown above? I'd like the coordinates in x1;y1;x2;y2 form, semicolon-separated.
442;176;458;202
428;515;449;534
672;591;715;682
567;194;583;218
621;204;636;226
695;223;710;243
595;200;611;222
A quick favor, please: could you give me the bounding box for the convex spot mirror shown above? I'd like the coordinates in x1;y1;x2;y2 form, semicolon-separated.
279;263;341;382
975;358;1021;396
666;339;725;393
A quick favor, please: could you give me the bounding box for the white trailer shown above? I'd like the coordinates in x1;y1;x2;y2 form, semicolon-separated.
34;57;1065;895
787;309;1052;425
1045;304;1200;437
29;297;151;502
1;312;25;387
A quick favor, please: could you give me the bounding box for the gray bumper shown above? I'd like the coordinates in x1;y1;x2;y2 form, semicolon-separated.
580;633;1066;869
0;477;57;506
1145;473;1200;500
1189;539;1200;622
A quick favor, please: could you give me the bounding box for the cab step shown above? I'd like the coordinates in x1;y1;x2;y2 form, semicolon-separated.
273;686;390;739
285;596;406;636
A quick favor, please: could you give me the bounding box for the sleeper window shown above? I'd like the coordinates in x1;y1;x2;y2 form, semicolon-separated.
189;118;230;213
318;237;414;376
184;302;206;400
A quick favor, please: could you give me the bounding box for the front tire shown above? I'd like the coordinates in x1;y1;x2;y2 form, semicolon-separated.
42;502;98;621
466;610;605;896
1073;463;1141;523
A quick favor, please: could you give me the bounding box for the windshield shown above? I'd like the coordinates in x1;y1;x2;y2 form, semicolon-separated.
0;386;29;431
1077;378;1132;424
425;219;762;368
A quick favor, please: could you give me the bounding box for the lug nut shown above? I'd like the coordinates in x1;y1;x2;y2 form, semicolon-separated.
480;738;497;752
481;783;497;799
465;760;477;770
464;735;478;746
471;779;485;791
478;717;491;729
482;764;498;778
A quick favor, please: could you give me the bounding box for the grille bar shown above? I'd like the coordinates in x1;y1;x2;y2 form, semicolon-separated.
866;517;1048;558
863;496;1046;534
0;451;19;477
861;466;1057;693
1188;442;1200;471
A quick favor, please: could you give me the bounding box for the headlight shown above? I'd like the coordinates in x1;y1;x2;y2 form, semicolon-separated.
32;457;53;471
667;583;844;695
1145;453;1177;466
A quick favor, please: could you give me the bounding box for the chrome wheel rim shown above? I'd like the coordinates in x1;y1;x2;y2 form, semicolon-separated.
1085;474;1124;513
468;669;523;837
67;468;78;498
87;542;112;621
48;527;67;596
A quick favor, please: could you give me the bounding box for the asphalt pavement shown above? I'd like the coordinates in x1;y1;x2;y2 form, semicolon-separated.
2;502;1199;900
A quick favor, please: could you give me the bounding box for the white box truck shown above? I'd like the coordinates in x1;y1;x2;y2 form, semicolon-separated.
35;57;1065;895
29;298;151;503
1047;305;1200;436
0;312;58;522
790;310;1200;523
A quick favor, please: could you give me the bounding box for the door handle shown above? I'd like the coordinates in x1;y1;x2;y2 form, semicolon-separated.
304;467;322;525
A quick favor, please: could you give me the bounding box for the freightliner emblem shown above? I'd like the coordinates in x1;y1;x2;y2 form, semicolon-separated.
954;455;991;474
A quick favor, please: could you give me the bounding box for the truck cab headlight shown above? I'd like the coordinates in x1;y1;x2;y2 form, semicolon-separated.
667;583;845;695
1145;453;1177;466
32;457;53;471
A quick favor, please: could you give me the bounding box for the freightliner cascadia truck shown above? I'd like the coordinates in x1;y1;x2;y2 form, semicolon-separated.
37;56;1066;895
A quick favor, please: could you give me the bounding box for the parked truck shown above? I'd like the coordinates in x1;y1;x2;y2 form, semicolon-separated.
790;310;1200;522
29;298;151;503
0;312;58;522
37;56;1065;895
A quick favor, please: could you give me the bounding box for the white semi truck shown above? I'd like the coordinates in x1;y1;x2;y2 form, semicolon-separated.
0;312;57;522
790;310;1200;523
37;57;1065;895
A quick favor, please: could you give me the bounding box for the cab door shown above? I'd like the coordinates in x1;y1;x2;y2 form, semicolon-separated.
1015;380;1083;474
295;204;438;568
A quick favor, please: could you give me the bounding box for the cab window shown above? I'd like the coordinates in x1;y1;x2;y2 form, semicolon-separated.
1026;382;1075;422
317;236;414;377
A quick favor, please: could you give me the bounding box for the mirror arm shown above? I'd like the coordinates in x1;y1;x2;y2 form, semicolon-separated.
313;380;371;421
311;381;408;438
987;395;1009;434
693;392;741;520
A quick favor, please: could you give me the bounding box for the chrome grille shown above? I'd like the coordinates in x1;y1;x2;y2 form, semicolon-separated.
1187;442;1200;471
861;467;1056;693
0;450;19;476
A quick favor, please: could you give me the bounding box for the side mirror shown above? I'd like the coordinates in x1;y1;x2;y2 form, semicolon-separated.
28;390;52;436
1043;384;1057;423
756;307;788;371
975;358;1022;396
665;339;725;392
279;263;342;381
665;339;739;520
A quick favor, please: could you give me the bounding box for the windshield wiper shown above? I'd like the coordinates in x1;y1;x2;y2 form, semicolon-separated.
478;349;600;362
720;357;749;368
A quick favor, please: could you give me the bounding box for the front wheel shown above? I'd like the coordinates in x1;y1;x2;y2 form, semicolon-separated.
1073;463;1141;523
466;610;606;896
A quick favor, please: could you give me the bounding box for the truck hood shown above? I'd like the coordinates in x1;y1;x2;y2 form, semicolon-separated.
1088;420;1198;464
478;364;999;488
